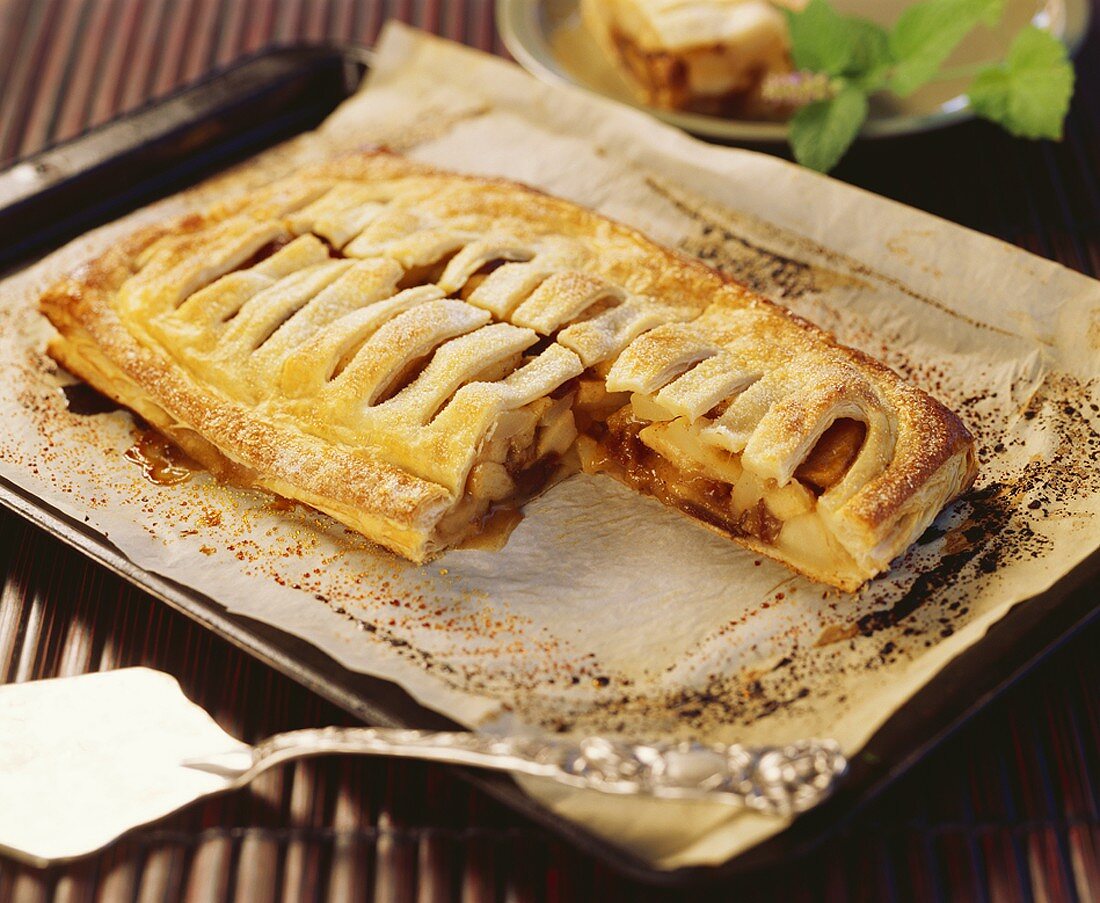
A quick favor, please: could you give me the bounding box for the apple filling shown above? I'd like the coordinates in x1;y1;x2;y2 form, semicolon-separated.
574;387;872;586
432;390;578;548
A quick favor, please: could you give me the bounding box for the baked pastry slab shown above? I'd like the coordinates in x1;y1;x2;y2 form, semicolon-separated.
41;151;977;590
581;0;806;115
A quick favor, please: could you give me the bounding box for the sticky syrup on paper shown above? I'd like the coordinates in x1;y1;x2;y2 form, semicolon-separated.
123;431;197;486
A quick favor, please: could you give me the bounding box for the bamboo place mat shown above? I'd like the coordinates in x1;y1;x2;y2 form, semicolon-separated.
1;1;1099;899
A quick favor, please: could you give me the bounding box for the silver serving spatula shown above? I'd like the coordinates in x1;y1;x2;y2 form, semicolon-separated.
0;668;846;866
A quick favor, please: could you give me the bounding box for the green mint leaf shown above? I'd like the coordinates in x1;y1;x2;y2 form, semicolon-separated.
789;83;870;173
784;2;892;86
846;19;892;88
784;0;856;76
967;26;1075;139
889;0;1007;96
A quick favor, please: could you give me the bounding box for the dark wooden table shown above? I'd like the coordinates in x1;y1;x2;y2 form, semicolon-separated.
1;1;1098;899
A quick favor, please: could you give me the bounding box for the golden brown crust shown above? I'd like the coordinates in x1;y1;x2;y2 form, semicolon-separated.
40;149;976;587
40;224;453;561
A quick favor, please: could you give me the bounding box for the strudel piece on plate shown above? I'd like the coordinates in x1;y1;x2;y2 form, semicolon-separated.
581;0;806;115
40;151;976;590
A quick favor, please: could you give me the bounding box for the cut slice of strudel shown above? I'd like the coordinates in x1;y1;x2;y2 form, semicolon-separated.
581;0;806;116
40;151;977;590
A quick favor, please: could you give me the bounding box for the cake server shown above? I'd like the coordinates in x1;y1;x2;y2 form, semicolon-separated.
0;668;845;865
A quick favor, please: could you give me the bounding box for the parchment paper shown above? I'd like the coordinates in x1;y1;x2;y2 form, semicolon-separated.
1;23;1097;870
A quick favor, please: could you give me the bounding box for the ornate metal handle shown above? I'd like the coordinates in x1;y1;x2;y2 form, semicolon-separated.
189;728;846;817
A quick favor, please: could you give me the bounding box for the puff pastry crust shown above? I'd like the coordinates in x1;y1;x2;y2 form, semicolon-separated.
40;151;976;590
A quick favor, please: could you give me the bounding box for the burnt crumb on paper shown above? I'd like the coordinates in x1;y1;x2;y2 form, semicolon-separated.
648;177;1025;343
646;177;850;302
683;221;819;300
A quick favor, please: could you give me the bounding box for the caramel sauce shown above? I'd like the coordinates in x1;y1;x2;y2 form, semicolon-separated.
455;455;571;552
123;431;198;485
737;498;782;545
593;409;770;541
704;395;734;420
457;506;525;551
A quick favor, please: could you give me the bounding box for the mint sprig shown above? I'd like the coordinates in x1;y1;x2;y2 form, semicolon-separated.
967;27;1076;139
778;0;1075;173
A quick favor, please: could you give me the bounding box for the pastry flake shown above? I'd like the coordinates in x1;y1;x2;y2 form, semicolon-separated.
40;151;977;590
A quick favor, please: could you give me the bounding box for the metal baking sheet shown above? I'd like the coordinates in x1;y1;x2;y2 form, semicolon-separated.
1;46;1097;886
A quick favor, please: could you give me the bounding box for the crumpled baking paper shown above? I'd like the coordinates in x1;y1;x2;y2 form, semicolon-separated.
0;23;1097;870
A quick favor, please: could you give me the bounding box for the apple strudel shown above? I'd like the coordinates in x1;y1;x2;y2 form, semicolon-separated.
40;151;977;590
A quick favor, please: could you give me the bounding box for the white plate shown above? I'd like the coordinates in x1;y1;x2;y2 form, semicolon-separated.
498;0;1091;142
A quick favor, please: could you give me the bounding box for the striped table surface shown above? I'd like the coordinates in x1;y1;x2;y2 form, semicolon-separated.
1;1;1099;900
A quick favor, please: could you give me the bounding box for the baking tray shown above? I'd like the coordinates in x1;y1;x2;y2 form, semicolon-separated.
1;45;1098;887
